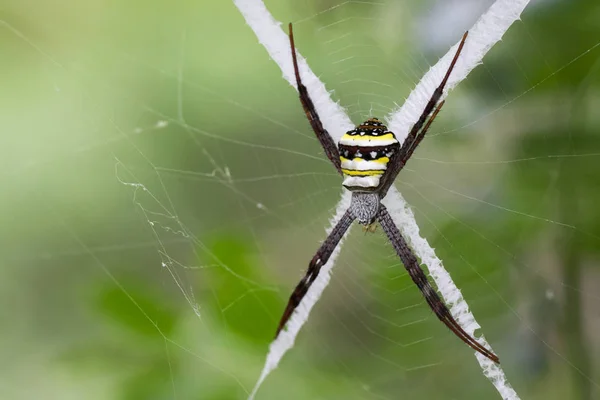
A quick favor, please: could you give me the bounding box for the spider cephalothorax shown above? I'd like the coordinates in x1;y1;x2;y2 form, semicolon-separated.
349;192;380;225
276;23;499;364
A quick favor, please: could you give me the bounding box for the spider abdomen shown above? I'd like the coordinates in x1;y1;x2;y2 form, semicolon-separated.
338;118;399;191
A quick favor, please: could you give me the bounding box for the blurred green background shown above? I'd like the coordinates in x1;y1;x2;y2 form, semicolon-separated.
1;0;599;399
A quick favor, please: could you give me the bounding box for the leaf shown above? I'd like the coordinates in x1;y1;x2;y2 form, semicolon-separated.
97;281;177;339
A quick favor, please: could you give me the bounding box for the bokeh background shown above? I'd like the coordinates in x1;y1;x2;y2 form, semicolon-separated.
1;0;599;399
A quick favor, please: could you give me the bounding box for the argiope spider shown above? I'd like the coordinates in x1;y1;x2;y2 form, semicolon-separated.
276;23;500;364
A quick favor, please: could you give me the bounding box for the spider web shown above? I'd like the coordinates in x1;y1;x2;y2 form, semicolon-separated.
2;1;600;399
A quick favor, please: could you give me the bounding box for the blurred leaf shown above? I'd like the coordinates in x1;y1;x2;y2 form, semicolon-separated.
97;282;178;339
200;235;279;344
121;359;176;400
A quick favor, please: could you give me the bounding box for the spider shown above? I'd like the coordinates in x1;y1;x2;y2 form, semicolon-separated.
276;23;499;364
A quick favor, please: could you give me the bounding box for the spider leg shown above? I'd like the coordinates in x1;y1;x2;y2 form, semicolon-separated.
379;31;468;197
275;209;355;337
402;100;445;163
289;23;342;174
378;205;499;363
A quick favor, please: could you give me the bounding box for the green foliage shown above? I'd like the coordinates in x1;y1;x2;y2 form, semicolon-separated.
97;283;178;339
201;235;279;344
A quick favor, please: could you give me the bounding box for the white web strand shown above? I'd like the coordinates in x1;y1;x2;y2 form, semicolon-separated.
233;0;354;140
386;0;531;142
383;188;519;399
248;190;352;400
235;0;529;399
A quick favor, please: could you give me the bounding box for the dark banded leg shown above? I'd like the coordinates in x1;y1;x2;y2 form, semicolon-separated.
379;31;468;197
275;209;355;336
402;100;445;163
378;205;499;363
289;23;342;174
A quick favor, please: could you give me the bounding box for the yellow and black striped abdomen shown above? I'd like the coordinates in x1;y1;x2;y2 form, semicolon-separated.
338;118;399;190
